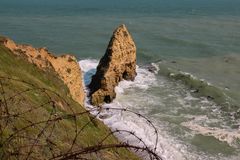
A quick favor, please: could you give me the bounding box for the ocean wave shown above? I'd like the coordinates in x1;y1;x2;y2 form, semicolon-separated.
151;62;239;111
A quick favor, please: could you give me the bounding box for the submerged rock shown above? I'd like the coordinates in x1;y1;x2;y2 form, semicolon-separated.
1;38;85;106
89;24;137;106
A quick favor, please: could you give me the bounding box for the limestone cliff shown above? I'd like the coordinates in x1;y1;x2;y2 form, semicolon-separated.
89;24;137;106
1;38;85;106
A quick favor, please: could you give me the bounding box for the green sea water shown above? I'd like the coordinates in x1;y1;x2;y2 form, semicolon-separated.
1;0;240;159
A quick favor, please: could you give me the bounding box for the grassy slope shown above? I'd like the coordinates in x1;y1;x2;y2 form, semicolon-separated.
0;37;139;160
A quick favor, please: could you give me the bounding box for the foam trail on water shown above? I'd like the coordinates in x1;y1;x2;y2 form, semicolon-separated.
181;116;240;147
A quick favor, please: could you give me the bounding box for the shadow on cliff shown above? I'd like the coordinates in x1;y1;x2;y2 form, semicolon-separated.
83;68;97;86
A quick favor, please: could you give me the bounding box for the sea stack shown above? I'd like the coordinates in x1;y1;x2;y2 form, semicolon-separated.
89;24;137;106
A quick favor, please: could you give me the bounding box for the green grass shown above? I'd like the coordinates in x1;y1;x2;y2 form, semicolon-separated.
0;37;139;160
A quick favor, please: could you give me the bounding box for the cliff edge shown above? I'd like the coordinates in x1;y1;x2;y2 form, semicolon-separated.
89;24;137;105
1;38;85;106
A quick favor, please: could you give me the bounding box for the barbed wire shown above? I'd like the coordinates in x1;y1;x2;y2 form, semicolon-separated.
0;76;162;160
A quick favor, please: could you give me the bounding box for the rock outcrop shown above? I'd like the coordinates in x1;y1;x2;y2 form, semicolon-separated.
1;38;85;106
88;24;137;106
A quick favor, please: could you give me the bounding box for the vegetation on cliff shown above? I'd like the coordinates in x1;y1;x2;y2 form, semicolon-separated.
2;37;85;106
0;36;140;160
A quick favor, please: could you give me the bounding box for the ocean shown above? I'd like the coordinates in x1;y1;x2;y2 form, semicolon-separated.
1;0;240;159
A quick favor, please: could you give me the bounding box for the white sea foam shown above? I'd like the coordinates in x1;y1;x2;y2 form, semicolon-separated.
84;99;195;160
116;65;157;93
79;59;188;159
78;59;240;160
181;116;240;147
79;59;157;92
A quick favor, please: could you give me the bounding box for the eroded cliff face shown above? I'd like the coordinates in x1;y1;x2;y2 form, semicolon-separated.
89;24;137;106
1;38;85;106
